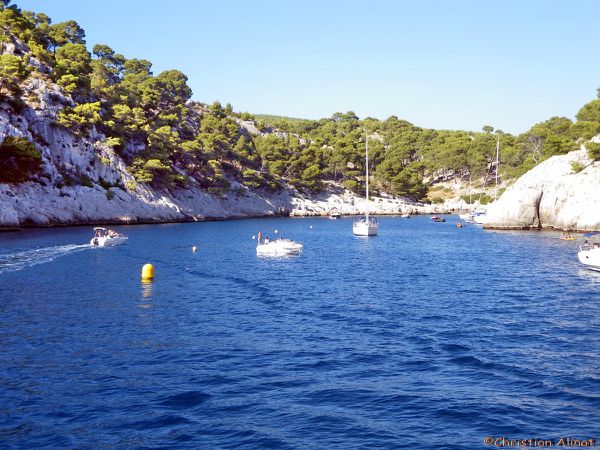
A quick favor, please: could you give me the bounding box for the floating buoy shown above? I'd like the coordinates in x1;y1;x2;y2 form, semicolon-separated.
192;246;198;252
274;229;278;234
141;263;154;281
252;235;256;240
310;225;313;229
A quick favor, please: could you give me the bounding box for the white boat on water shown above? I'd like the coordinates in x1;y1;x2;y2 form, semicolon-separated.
256;238;303;256
459;209;486;224
353;217;379;236
578;236;600;271
328;208;342;219
401;213;411;219
353;130;379;236
90;227;128;247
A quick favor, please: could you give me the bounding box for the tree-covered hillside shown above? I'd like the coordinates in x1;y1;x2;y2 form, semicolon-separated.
1;0;599;202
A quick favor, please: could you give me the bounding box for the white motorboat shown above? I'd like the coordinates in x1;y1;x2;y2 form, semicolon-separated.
401;213;410;219
328;208;342;219
90;227;128;247
459;209;486;224
353;130;379;236
256;238;303;256
578;243;600;272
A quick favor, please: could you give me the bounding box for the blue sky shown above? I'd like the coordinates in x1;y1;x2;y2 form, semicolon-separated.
14;0;600;133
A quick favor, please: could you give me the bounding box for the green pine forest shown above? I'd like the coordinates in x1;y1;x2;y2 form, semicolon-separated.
2;1;600;202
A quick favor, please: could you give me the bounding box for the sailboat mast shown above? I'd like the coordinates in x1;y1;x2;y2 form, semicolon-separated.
494;137;500;201
365;130;369;221
469;174;472;207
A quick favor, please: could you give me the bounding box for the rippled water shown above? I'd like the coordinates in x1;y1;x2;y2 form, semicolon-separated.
1;217;599;449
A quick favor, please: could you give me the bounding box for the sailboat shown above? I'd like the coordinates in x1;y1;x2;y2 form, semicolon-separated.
471;137;500;225
353;131;379;236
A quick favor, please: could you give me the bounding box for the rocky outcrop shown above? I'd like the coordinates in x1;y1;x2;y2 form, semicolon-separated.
483;147;600;231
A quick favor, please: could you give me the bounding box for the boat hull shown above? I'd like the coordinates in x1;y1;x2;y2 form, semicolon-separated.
578;248;600;272
353;221;379;236
256;239;303;256
90;236;128;247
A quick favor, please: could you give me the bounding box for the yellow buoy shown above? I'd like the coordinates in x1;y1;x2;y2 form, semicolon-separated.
141;263;154;281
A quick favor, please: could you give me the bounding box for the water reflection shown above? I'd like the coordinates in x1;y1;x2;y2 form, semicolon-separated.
139;280;153;307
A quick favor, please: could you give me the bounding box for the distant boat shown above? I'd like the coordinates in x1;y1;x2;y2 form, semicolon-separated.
431;216;446;222
560;233;576;241
401;213;410;219
456;222;464;228
471;209;487;225
353;130;379;236
90;227;128;247
328;208;341;219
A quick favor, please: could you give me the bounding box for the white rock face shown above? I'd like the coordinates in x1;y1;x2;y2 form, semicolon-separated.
484;148;600;231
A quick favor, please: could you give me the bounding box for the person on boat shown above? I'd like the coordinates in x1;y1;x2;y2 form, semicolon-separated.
258;231;263;244
265;236;270;244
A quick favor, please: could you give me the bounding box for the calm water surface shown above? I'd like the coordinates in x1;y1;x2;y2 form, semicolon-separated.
0;216;599;449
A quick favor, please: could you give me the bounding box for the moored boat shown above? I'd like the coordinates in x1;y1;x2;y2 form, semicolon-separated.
431;216;446;222
328;208;342;219
353;130;379;236
353;217;379;236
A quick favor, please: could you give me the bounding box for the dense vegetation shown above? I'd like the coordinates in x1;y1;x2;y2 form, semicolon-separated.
1;0;599;200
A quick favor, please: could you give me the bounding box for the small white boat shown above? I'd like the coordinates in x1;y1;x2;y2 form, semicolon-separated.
401;213;410;219
256;238;303;256
460;209;486;224
328;208;342;219
578;244;600;272
90;227;128;247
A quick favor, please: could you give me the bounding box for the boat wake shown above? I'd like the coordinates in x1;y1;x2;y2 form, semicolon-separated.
0;244;91;274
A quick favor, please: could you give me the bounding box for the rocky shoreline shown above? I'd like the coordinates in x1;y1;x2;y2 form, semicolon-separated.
0;180;451;230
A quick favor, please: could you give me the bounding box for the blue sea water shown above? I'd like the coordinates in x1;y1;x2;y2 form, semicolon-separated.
0;216;599;449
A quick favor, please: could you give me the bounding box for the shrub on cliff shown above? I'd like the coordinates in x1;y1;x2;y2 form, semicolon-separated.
585;142;600;161
0;54;30;96
56;101;101;134
0;136;42;183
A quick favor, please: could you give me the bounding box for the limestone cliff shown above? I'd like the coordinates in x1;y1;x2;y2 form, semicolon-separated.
0;79;439;229
483;147;600;231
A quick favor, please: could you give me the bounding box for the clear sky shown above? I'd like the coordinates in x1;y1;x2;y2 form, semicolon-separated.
13;0;600;133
